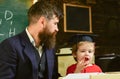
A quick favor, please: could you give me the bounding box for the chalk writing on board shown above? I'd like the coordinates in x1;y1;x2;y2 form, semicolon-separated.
0;34;4;36
0;19;2;25
0;10;15;37
0;0;29;43
5;10;13;21
9;28;16;37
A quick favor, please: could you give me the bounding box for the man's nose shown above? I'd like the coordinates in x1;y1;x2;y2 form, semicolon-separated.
55;26;59;32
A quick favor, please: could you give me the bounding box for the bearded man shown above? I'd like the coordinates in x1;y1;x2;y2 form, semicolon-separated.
0;1;63;79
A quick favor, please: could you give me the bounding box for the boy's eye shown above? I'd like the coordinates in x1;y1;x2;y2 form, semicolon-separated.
80;50;86;53
81;51;85;52
54;22;58;25
89;51;92;53
89;50;94;53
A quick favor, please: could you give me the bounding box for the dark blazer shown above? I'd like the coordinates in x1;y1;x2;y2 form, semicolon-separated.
0;30;58;79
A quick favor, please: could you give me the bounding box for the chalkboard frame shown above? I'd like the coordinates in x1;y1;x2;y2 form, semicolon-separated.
63;3;92;33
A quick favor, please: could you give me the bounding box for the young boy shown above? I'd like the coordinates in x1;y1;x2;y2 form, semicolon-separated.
66;35;102;74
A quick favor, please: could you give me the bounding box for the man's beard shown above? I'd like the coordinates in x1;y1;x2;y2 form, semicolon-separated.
39;30;57;49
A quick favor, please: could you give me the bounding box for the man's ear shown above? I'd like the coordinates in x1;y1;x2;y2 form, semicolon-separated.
38;16;46;27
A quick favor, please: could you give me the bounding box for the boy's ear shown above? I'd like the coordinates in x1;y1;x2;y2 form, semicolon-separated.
72;53;76;58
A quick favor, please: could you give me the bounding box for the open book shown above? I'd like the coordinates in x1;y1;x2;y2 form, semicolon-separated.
62;73;103;79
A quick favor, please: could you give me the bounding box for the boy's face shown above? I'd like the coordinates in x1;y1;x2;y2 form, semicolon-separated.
75;42;95;65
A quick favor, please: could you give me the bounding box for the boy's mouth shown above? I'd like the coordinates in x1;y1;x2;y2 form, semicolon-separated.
85;57;89;61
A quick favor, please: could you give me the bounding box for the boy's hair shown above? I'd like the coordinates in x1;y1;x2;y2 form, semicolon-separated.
28;1;63;24
72;41;95;54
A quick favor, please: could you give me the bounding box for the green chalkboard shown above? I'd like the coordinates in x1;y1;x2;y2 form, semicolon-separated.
0;0;30;42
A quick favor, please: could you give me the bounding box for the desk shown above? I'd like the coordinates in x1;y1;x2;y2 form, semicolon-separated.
59;72;120;79
90;74;120;79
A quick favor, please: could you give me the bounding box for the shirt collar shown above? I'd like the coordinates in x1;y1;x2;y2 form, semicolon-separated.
25;27;36;47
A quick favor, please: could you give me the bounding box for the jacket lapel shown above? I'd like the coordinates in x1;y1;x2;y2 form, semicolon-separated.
45;48;54;79
20;31;38;79
24;44;38;78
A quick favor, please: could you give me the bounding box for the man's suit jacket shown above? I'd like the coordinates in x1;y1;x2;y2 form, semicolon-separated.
0;30;58;79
